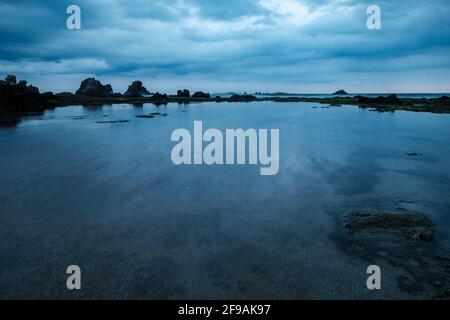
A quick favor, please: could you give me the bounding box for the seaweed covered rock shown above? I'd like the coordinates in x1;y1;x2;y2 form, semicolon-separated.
344;210;435;241
124;81;150;97
331;208;450;298
75;78;113;97
0;75;47;112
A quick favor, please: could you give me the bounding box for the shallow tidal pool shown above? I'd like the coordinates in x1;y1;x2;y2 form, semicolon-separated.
1;102;450;299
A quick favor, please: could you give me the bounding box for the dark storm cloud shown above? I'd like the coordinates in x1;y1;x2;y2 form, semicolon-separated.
0;0;449;92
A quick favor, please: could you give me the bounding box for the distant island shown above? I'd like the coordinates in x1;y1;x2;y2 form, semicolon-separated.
1;75;450;120
333;89;348;95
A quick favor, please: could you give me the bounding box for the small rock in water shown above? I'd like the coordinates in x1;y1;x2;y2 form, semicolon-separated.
136;115;155;119
412;228;434;241
405;152;423;157
96;120;129;124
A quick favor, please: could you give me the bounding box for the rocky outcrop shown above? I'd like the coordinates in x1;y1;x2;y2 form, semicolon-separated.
0;75;47;112
229;94;257;102
333;89;348;95
356;94;402;106
75;78;113;97
55;92;76;99
177;89;190;98
124;81;150;97
150;92;168;100
192;91;211;99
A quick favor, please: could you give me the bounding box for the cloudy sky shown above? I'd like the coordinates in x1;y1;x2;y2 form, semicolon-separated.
1;0;449;93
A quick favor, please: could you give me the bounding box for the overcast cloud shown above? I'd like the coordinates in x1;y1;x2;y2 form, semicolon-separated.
0;0;449;93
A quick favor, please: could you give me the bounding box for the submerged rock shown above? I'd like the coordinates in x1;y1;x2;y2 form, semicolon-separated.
136;115;155;119
331;208;450;298
405;152;423;157
124;81;150;97
76;78;113;97
344;210;435;241
96;120;129;124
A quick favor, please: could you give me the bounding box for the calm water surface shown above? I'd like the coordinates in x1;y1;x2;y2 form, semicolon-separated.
1;102;450;299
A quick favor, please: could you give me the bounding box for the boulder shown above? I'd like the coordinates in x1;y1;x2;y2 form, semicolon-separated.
177;89;190;98
0;75;47;112
75;78;113;97
124;81;150;97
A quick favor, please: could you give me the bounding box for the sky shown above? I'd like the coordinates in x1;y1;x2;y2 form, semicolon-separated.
0;0;450;93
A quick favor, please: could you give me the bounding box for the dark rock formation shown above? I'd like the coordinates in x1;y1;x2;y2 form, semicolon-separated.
0;75;47;112
356;94;402;106
55;92;76;99
192;91;211;99
229;94;257;102
150;92;168;100
177;89;190;98
124;81;150;97
75;78;113;97
333;89;348;95
42;92;55;99
5;75;17;85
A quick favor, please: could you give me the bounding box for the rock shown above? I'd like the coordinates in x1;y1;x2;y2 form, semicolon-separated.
42;92;55;99
5;75;16;85
136;115;155;119
124;81;150;97
333;89;348;95
150;92;168;100
55;92;76;99
192;91;211;99
357;94;402;106
405;152;423;157
177;89;190;98
229;94;258;102
0;75;47;112
412;228;434;241
75;78;113;97
96;120;129;124
344;210;435;241
331;207;449;299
